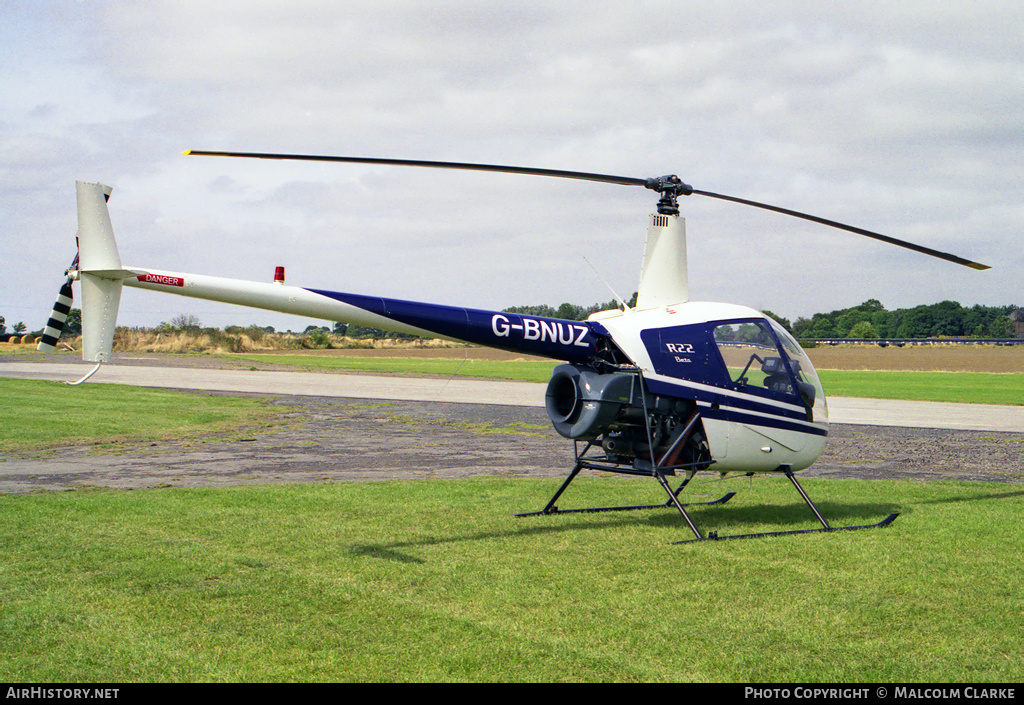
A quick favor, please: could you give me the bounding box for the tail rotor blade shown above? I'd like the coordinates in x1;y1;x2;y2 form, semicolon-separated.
37;280;74;353
37;253;80;353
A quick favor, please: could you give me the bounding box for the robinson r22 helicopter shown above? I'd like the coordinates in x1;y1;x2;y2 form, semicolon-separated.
39;151;990;542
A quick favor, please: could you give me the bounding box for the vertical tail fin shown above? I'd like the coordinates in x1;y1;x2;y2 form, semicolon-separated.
75;182;124;363
79;272;123;363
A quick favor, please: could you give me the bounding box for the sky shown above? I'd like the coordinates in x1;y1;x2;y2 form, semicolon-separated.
2;1;1022;334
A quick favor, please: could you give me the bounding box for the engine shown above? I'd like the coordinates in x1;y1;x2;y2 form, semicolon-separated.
544;363;711;474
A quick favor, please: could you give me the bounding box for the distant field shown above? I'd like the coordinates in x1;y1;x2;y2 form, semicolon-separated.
6;342;1023;404
804;344;1024;373
227;345;1024;405
6;338;1023;373
244;342;1024;373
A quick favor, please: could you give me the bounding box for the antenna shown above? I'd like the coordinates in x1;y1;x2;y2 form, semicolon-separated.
582;256;630;312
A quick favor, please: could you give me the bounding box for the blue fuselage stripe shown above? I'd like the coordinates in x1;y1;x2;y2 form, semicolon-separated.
306;288;600;363
645;377;826;436
699;404;828;437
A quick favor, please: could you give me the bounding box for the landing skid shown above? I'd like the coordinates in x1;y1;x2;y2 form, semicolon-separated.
672;508;900;544
516;440;899;543
670;466;900;543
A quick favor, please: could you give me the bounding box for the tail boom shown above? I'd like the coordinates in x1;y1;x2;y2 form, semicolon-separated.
52;180;610;367
125;269;604;363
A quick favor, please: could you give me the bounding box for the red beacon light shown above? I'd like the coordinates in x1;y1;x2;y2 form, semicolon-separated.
274;266;285;284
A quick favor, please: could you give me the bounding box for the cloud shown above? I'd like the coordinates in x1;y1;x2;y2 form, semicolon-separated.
2;1;1022;334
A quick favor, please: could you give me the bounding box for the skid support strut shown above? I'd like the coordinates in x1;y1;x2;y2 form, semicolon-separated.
515;410;734;537
513;452;733;522
671;466;900;544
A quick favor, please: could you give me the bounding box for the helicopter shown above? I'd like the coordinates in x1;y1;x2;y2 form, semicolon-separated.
38;151;990;542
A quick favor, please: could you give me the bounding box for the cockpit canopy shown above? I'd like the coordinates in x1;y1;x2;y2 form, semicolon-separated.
641;316;826;416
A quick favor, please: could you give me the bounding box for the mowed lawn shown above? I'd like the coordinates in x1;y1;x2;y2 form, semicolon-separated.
1;476;1021;682
226;351;1024;406
0;362;1021;682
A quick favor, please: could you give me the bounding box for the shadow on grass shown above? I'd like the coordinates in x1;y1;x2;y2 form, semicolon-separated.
348;478;1024;562
349;514;660;563
914;488;1024;505
349;497;902;562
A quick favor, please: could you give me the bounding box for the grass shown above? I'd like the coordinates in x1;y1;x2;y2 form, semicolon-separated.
0;476;1020;682
230;352;558;382
0;379;285;452
225;352;1024;406
817;370;1024;406
1;365;1021;681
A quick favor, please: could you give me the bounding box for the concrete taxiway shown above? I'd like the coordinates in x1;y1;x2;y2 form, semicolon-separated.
3;360;1023;433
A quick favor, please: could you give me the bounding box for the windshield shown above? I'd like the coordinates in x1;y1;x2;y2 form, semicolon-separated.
711;318;828;422
713;321;780;388
767;318;828;421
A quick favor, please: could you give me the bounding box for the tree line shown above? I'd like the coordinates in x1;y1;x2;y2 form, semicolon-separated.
4;297;1018;344
501;294;636;322
785;299;1019;339
499;296;1020;340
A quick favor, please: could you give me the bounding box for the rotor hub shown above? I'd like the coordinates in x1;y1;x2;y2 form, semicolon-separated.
644;175;693;216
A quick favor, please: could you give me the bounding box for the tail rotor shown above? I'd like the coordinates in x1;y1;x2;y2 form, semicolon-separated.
36;252;80;353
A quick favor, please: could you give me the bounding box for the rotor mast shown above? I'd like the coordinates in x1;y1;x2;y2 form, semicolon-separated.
635;213;688;309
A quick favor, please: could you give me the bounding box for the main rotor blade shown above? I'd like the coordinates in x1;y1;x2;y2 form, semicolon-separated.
691;189;991;270
184;150;990;270
183;150;648;188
